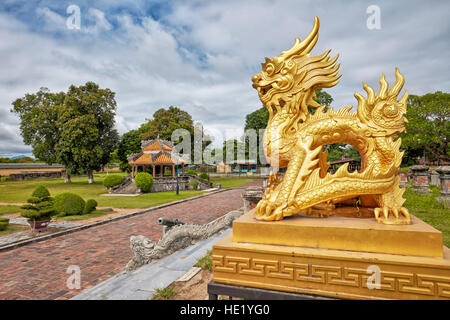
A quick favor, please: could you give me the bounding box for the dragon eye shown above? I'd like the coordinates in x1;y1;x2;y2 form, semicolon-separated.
265;63;274;75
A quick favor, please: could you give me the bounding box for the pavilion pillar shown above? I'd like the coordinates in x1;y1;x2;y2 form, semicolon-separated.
172;165;175;177
161;165;164;177
143;165;146;174
153;165;156;177
182;164;185;176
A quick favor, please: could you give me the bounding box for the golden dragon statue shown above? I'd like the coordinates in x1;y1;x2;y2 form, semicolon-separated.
252;16;411;225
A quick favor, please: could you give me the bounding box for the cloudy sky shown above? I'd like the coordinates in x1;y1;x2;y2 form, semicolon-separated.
0;0;449;157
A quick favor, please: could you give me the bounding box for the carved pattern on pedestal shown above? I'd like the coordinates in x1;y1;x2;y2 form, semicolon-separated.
212;254;450;299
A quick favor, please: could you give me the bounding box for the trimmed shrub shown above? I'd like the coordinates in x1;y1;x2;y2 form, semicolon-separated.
83;199;98;214
103;174;124;189
189;180;199;190
199;172;210;181
54;193;86;216
134;172;154;192
185;170;198;176
32;185;50;198
21;186;56;221
0;217;9;231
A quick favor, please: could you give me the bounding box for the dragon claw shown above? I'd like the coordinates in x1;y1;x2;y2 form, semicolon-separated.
374;206;410;225
255;199;285;221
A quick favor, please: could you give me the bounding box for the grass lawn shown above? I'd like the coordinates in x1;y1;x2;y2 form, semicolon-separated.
0;173;205;209
0;224;28;236
211;176;261;188
55;209;115;221
0;205;22;215
404;185;450;247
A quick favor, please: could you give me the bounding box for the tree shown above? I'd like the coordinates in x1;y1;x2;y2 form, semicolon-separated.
140;106;194;141
116;128;145;172
56;82;119;183
11;88;65;165
11;82;119;183
244;89;335;164
116;107;212;169
401;91;449;163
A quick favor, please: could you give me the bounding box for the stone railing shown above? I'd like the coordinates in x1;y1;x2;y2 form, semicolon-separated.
7;170;65;181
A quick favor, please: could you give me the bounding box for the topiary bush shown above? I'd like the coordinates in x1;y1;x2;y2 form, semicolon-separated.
54;193;86;216
103;174;124;189
0;217;9;231
199;172;210;181
83;199;98;214
134;172;154;192
32;185;51;198
189;180;199;190
185;170;198;176
20;185;56;221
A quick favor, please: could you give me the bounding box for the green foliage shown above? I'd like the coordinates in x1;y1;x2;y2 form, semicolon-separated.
199;172;210;181
400;91;449;163
0;217;9;231
134;172;154;192
194;249;213;271
151;286;177;300
116;129;145;172
54;192;86;216
20;186;56;221
244;107;269;132
404;186;449;247
11;82;119;183
189;180;199;190
10;87;65;165
185;170;198;175
83;199;98;214
32;185;50;198
140;106;194;141
103;174;124;188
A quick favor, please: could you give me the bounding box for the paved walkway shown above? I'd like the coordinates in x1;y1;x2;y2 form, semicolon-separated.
0;181;261;300
72;230;232;300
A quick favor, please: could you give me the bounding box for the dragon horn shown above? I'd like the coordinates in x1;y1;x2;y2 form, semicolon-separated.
277;16;320;62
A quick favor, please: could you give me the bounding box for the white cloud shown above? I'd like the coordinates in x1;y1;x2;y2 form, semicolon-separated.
0;0;449;156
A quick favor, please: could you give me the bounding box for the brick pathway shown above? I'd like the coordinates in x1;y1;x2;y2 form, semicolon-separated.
0;181;261;300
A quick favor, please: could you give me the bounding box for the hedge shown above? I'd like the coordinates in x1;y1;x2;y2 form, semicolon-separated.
83;199;98;214
20;185;56;221
103;174;124;189
185;170;198;176
54;193;86;216
199;172;210;181
134;172;154;192
0;217;9;231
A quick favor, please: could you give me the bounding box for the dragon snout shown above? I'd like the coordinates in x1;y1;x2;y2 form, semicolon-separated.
252;74;262;88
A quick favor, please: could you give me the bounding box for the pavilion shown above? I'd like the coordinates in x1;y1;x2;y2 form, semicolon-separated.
127;138;186;178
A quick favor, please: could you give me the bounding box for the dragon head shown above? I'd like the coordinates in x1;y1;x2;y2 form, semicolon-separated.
252;17;341;121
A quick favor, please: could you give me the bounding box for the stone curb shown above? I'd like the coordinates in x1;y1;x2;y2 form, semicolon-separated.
0;187;235;252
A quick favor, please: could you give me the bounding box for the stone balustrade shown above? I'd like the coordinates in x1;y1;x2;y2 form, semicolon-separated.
436;166;450;208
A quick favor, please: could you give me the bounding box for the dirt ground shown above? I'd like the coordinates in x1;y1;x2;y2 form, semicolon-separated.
168;269;213;300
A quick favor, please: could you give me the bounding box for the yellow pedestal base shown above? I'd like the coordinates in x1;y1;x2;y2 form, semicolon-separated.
212;210;450;300
233;210;443;258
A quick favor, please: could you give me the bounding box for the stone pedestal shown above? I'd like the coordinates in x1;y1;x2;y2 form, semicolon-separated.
410;165;431;194
436;166;450;208
241;187;264;213
430;170;441;186
212;209;450;300
398;172;409;188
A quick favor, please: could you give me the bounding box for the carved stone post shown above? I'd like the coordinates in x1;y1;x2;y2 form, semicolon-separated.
242;187;264;213
398;172;409;188
436;166;450;208
430;170;440;187
410;165;431;194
